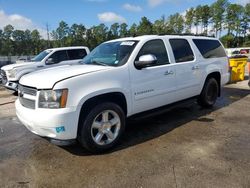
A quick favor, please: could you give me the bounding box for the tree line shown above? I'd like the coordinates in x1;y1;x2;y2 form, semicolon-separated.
0;0;249;56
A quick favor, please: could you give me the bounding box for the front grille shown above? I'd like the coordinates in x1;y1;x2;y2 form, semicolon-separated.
19;97;36;109
19;85;37;109
0;70;7;84
19;85;37;96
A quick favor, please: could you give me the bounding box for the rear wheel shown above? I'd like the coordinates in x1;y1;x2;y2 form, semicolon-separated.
78;102;125;153
198;78;219;108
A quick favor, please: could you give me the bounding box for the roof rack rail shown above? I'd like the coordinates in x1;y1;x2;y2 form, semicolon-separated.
158;33;215;38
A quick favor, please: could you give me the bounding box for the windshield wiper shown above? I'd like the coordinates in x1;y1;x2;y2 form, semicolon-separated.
91;61;109;66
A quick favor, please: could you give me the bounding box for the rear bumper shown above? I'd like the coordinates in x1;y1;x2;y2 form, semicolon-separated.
222;72;230;85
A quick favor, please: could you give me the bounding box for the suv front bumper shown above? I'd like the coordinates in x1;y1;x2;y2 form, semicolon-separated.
15;99;79;140
2;81;18;91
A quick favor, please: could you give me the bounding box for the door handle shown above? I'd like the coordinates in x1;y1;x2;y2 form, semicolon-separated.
164;70;174;75
192;65;199;70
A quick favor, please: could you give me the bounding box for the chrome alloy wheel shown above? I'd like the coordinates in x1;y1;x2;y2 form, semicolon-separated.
91;110;121;145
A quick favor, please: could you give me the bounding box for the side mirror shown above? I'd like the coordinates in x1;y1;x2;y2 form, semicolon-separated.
46;58;54;65
135;54;157;69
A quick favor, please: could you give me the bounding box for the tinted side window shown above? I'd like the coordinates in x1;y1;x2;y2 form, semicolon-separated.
67;49;87;60
193;39;226;58
136;39;169;66
49;50;68;64
169;39;194;63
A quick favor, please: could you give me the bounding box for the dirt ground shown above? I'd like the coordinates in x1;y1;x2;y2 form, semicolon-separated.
0;79;249;188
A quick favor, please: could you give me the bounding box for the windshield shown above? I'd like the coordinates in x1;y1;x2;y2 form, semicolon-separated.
32;50;52;62
82;40;138;67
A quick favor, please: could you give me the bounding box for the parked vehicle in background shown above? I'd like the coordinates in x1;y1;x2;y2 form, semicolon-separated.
16;56;33;64
0;46;90;92
225;47;250;58
16;35;229;153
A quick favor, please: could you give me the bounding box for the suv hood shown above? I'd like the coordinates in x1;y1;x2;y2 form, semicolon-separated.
19;64;110;89
1;62;37;71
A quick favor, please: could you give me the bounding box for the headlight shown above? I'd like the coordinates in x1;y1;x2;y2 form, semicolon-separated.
38;89;68;109
7;69;16;78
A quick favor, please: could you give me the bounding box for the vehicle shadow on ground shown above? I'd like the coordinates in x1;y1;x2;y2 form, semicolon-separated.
62;86;250;156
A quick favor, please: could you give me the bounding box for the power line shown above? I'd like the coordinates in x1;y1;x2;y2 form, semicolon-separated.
46;23;50;48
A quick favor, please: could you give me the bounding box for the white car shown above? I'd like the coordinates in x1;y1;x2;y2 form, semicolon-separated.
15;35;230;153
1;46;90;92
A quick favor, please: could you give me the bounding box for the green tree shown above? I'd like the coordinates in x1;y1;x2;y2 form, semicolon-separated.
69;24;86;46
241;3;250;39
185;8;194;33
110;23;119;38
119;23;128;37
225;4;244;35
168;13;184;34
220;33;235;47
0;29;3;55
85;28;96;50
137;17;153;35
86;24;108;49
129;23;138;36
24;29;32;55
31;29;41;54
153;16;167;34
194;5;203;34
51;21;70;47
1;1;250;55
210;0;228;37
12;30;25;55
200;5;211;35
2;25;14;56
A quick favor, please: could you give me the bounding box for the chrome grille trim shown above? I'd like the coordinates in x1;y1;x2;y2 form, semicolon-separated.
0;70;7;84
18;85;37;109
19;85;37;96
19;97;36;109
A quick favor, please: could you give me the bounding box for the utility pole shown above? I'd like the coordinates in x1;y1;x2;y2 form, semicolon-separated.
46;23;50;48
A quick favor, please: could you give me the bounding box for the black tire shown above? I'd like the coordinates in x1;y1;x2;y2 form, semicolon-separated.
198;78;219;108
78;102;125;153
13;91;18;96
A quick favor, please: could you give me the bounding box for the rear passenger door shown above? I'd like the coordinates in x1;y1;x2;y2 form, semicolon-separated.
169;39;201;100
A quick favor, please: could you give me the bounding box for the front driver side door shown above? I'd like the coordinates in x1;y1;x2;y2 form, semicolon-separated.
129;39;177;114
45;50;69;66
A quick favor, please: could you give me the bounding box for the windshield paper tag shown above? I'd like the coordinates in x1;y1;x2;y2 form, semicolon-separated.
120;41;135;46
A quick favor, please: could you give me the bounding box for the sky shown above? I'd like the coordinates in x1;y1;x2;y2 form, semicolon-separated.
0;0;248;38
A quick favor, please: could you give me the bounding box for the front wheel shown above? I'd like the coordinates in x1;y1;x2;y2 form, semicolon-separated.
78;102;125;153
198;78;219;108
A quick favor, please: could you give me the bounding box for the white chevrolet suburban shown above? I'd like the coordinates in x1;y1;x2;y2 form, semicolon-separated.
15;35;230;153
1;46;90;92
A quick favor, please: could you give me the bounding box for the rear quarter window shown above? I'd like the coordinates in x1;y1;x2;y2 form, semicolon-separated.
67;49;87;60
193;39;226;58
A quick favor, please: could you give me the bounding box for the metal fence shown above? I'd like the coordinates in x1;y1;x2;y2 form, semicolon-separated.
0;56;34;68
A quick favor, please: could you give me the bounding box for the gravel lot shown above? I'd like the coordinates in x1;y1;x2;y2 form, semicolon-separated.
0;80;249;188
